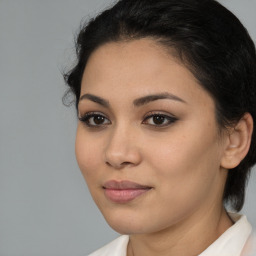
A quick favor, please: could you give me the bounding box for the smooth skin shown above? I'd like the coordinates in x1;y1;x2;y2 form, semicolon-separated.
75;39;253;256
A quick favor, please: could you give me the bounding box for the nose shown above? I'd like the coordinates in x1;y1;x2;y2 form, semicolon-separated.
104;125;142;169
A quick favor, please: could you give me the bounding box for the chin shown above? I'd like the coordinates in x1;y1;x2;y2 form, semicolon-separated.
101;208;168;235
101;208;149;234
108;221;147;235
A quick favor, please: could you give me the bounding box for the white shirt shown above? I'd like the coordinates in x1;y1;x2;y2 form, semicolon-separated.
88;213;256;256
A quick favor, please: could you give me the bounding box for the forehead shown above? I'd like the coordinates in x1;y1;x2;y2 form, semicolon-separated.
80;39;214;109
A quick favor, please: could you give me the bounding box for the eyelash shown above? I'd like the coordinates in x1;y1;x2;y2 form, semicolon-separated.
78;111;178;128
78;112;111;128
143;112;178;127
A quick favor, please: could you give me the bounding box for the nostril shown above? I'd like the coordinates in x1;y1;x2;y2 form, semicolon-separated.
121;162;132;166
105;161;133;169
104;145;142;169
105;161;111;167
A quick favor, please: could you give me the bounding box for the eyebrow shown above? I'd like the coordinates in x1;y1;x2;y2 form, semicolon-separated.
79;92;186;108
133;92;187;106
79;94;110;108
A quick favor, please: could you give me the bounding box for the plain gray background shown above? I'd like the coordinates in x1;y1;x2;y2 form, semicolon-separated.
0;0;255;255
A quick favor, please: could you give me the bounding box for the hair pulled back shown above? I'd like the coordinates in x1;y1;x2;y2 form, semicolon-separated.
64;0;256;211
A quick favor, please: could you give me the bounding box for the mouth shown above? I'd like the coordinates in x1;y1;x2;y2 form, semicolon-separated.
103;180;152;203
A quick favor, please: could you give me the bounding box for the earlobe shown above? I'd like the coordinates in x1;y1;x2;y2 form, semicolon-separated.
221;113;253;169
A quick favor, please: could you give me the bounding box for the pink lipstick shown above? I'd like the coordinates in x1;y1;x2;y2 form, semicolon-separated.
103;180;152;203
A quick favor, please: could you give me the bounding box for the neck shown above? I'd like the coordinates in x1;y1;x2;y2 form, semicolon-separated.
127;206;233;256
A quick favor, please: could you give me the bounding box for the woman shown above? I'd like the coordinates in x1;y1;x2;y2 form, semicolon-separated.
64;0;256;255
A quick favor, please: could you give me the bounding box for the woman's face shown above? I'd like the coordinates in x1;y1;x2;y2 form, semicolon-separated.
76;39;229;234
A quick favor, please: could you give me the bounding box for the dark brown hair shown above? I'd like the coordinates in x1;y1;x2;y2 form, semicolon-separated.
64;0;256;211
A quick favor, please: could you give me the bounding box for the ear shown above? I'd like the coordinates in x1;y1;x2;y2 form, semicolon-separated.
221;113;253;169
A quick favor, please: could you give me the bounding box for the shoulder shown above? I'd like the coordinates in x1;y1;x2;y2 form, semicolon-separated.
199;213;255;256
242;231;256;256
88;235;129;256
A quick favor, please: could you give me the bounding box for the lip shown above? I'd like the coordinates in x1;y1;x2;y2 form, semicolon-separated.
103;180;152;203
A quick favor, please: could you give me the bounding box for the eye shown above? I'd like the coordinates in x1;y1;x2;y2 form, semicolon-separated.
78;112;111;127
142;112;178;127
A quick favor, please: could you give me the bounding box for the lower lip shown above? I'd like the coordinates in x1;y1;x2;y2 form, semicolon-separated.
104;188;151;203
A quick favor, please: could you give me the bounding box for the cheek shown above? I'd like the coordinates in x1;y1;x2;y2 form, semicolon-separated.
151;120;220;173
145;125;222;197
75;126;101;181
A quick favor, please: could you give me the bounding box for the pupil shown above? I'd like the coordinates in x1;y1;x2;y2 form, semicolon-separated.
153;115;164;125
94;116;104;125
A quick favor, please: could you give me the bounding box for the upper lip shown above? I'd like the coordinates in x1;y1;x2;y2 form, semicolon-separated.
103;180;152;190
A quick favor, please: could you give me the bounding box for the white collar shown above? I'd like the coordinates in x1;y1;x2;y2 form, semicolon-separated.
88;213;253;256
199;213;252;256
